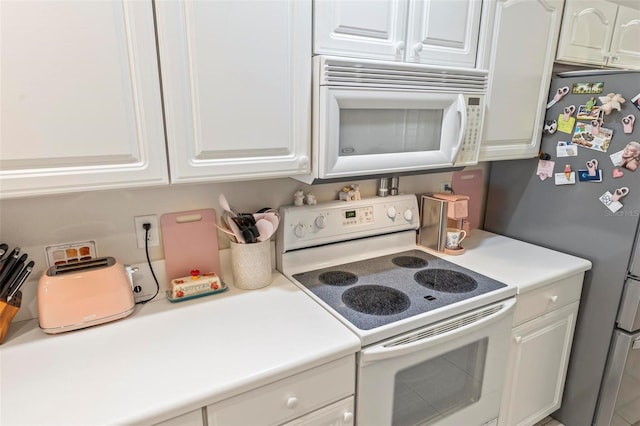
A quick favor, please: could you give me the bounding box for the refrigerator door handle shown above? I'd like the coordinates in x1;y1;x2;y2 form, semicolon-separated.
633;337;640;350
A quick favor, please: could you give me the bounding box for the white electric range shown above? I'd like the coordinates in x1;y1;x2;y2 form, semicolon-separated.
276;194;517;426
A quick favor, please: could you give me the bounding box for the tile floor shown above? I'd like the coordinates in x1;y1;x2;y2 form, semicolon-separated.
533;417;564;426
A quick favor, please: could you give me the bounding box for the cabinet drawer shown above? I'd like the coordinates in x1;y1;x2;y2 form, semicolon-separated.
206;356;355;426
513;273;584;326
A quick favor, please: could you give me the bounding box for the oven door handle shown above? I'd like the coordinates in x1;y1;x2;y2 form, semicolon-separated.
360;298;516;365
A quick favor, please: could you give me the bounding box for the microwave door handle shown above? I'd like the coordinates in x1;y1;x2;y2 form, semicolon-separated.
359;298;515;366
451;93;467;163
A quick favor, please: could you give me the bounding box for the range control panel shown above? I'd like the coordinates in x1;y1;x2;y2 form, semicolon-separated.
278;194;419;252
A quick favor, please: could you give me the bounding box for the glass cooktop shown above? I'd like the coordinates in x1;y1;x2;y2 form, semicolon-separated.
292;249;508;330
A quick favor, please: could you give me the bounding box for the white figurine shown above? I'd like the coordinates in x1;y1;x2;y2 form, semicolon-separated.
351;184;361;200
339;186;355;201
305;192;317;205
293;189;305;206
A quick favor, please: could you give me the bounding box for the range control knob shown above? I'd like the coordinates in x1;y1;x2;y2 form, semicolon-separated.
387;206;397;219
315;215;327;229
294;224;306;238
403;208;413;222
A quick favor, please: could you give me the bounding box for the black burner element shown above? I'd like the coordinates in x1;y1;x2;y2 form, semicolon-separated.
319;271;358;286
342;285;410;316
391;256;429;269
414;269;478;293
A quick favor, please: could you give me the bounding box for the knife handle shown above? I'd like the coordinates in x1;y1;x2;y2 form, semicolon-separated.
0;291;21;345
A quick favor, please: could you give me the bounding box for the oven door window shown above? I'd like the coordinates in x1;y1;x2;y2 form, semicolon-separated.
339;109;443;156
392;338;488;425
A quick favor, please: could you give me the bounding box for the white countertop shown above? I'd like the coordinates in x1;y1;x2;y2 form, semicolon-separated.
435;230;592;293
0;231;592;425
0;251;360;425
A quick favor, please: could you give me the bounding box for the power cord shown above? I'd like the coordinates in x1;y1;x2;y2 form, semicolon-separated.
136;222;160;304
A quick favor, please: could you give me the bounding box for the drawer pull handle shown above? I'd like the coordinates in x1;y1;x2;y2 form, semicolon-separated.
343;411;354;422
549;295;559;303
514;336;522;344
286;397;299;409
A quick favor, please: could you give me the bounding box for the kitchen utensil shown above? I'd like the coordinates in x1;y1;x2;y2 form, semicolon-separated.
215;222;237;242
0;253;27;297
6;261;34;302
161;209;221;281
0;248;20;286
231;214;259;243
254;211;280;235
218;193;240;217
0;244;8;261
255;219;274;242
452;169;484;230
224;211;245;244
37;257;135;334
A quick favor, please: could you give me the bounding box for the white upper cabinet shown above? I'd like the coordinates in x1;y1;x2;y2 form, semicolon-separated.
155;0;312;183
479;0;564;161
0;0;168;199
556;0;640;70
314;0;483;68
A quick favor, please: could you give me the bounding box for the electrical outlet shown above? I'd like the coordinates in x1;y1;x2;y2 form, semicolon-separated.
134;215;159;249
440;182;452;192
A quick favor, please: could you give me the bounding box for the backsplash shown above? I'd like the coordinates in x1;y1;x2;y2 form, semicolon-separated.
0;166;487;322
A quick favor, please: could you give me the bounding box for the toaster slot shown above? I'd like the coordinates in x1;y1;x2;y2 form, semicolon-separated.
47;256;115;276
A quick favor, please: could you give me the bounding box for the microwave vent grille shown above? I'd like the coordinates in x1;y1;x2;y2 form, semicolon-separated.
319;57;488;92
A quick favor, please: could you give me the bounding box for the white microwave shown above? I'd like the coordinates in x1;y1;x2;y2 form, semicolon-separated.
295;56;487;184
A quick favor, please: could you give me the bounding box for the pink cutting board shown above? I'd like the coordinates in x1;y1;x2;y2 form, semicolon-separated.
161;209;221;281
452;169;484;230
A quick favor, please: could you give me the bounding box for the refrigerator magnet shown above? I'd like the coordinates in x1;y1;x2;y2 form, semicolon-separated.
547;86;570;108
599;93;626;115
577;103;602;121
622;114;635;134
609;141;640;172
555;164;575;185
557;112;576;134
537;159;555;181
600;187;629;213
572;122;613;152
590;118;602;136
543;119;558;135
632;93;640;111
572;82;604;95
578;159;602;182
556;141;577;157
613;168;624;178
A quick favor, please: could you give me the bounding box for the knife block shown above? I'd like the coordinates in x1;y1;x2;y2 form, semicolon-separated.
0;291;21;344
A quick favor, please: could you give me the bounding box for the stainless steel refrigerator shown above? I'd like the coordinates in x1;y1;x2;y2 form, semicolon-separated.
484;70;640;426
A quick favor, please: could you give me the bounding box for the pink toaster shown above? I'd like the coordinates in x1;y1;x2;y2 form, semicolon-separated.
37;257;135;334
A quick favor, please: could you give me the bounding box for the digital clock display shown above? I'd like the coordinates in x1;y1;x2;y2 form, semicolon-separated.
345;210;356;219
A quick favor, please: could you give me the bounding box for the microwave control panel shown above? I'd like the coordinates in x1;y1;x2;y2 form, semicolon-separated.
455;95;485;166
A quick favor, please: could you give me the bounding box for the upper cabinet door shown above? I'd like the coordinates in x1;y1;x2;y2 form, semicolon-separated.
314;0;409;61
556;0;618;66
156;0;312;183
479;0;564;161
0;0;168;199
609;4;640;69
406;0;482;67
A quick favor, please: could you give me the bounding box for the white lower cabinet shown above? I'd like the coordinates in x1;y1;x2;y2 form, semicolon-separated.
206;356;355;426
498;274;584;426
154;408;206;426
283;397;354;426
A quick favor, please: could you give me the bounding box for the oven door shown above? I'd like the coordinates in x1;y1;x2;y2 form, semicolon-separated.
317;87;469;180
356;298;516;426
